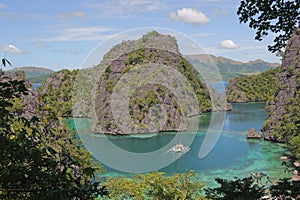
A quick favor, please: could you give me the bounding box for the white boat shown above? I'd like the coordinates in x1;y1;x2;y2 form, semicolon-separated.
169;142;190;153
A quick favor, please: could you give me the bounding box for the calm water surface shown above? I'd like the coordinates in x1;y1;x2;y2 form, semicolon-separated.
67;103;290;187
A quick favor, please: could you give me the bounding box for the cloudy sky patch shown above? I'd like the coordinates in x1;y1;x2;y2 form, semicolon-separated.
219;40;239;49
170;8;210;26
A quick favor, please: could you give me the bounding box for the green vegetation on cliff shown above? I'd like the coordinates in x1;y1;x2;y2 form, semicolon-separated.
261;31;300;161
226;68;279;103
263;65;300;159
94;47;211;134
38;69;78;117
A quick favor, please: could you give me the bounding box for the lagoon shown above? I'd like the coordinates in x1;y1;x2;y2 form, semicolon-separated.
66;103;290;187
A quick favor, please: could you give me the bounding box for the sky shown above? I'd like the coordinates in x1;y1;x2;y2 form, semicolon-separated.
0;0;280;71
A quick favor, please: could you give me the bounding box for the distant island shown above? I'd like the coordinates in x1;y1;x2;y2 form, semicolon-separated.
186;54;279;81
6;66;54;83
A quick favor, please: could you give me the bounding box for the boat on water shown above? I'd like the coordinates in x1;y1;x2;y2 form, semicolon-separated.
169;142;190;153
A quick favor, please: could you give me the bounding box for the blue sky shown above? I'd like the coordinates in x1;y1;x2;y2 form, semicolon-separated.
0;0;280;71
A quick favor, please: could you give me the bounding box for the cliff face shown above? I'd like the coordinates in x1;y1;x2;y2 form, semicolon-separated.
92;48;211;134
262;30;300;142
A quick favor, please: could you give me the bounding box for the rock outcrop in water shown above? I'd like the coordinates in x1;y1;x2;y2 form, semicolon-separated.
246;128;262;139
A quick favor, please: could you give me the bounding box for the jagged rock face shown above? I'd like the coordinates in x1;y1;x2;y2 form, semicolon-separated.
99;31;179;68
262;30;300;142
92;48;210;134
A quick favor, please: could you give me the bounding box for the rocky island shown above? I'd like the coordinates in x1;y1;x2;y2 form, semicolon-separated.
38;31;231;135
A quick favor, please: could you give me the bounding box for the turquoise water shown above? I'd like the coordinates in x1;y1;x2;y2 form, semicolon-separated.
67;103;290;187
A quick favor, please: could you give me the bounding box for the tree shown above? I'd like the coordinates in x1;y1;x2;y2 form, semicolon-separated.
237;0;300;53
102;171;207;200
204;176;266;200
269;178;300;199
0;71;107;199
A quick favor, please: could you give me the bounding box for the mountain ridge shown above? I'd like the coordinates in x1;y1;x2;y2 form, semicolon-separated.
7;66;54;74
6;66;54;83
185;54;279;81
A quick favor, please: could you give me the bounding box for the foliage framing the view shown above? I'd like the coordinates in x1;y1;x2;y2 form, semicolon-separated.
237;0;300;53
102;171;207;200
0;72;106;199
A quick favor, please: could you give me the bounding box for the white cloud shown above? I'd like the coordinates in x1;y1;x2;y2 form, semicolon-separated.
1;44;22;53
219;40;239;49
40;26;117;42
58;11;86;20
170;8;210;26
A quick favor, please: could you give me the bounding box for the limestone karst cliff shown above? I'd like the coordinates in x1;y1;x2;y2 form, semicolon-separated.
262;31;300;144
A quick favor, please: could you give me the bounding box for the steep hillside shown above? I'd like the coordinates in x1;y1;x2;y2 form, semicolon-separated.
38;69;78;117
262;30;300;160
226;68;279;103
93;48;211;134
186;55;279;81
